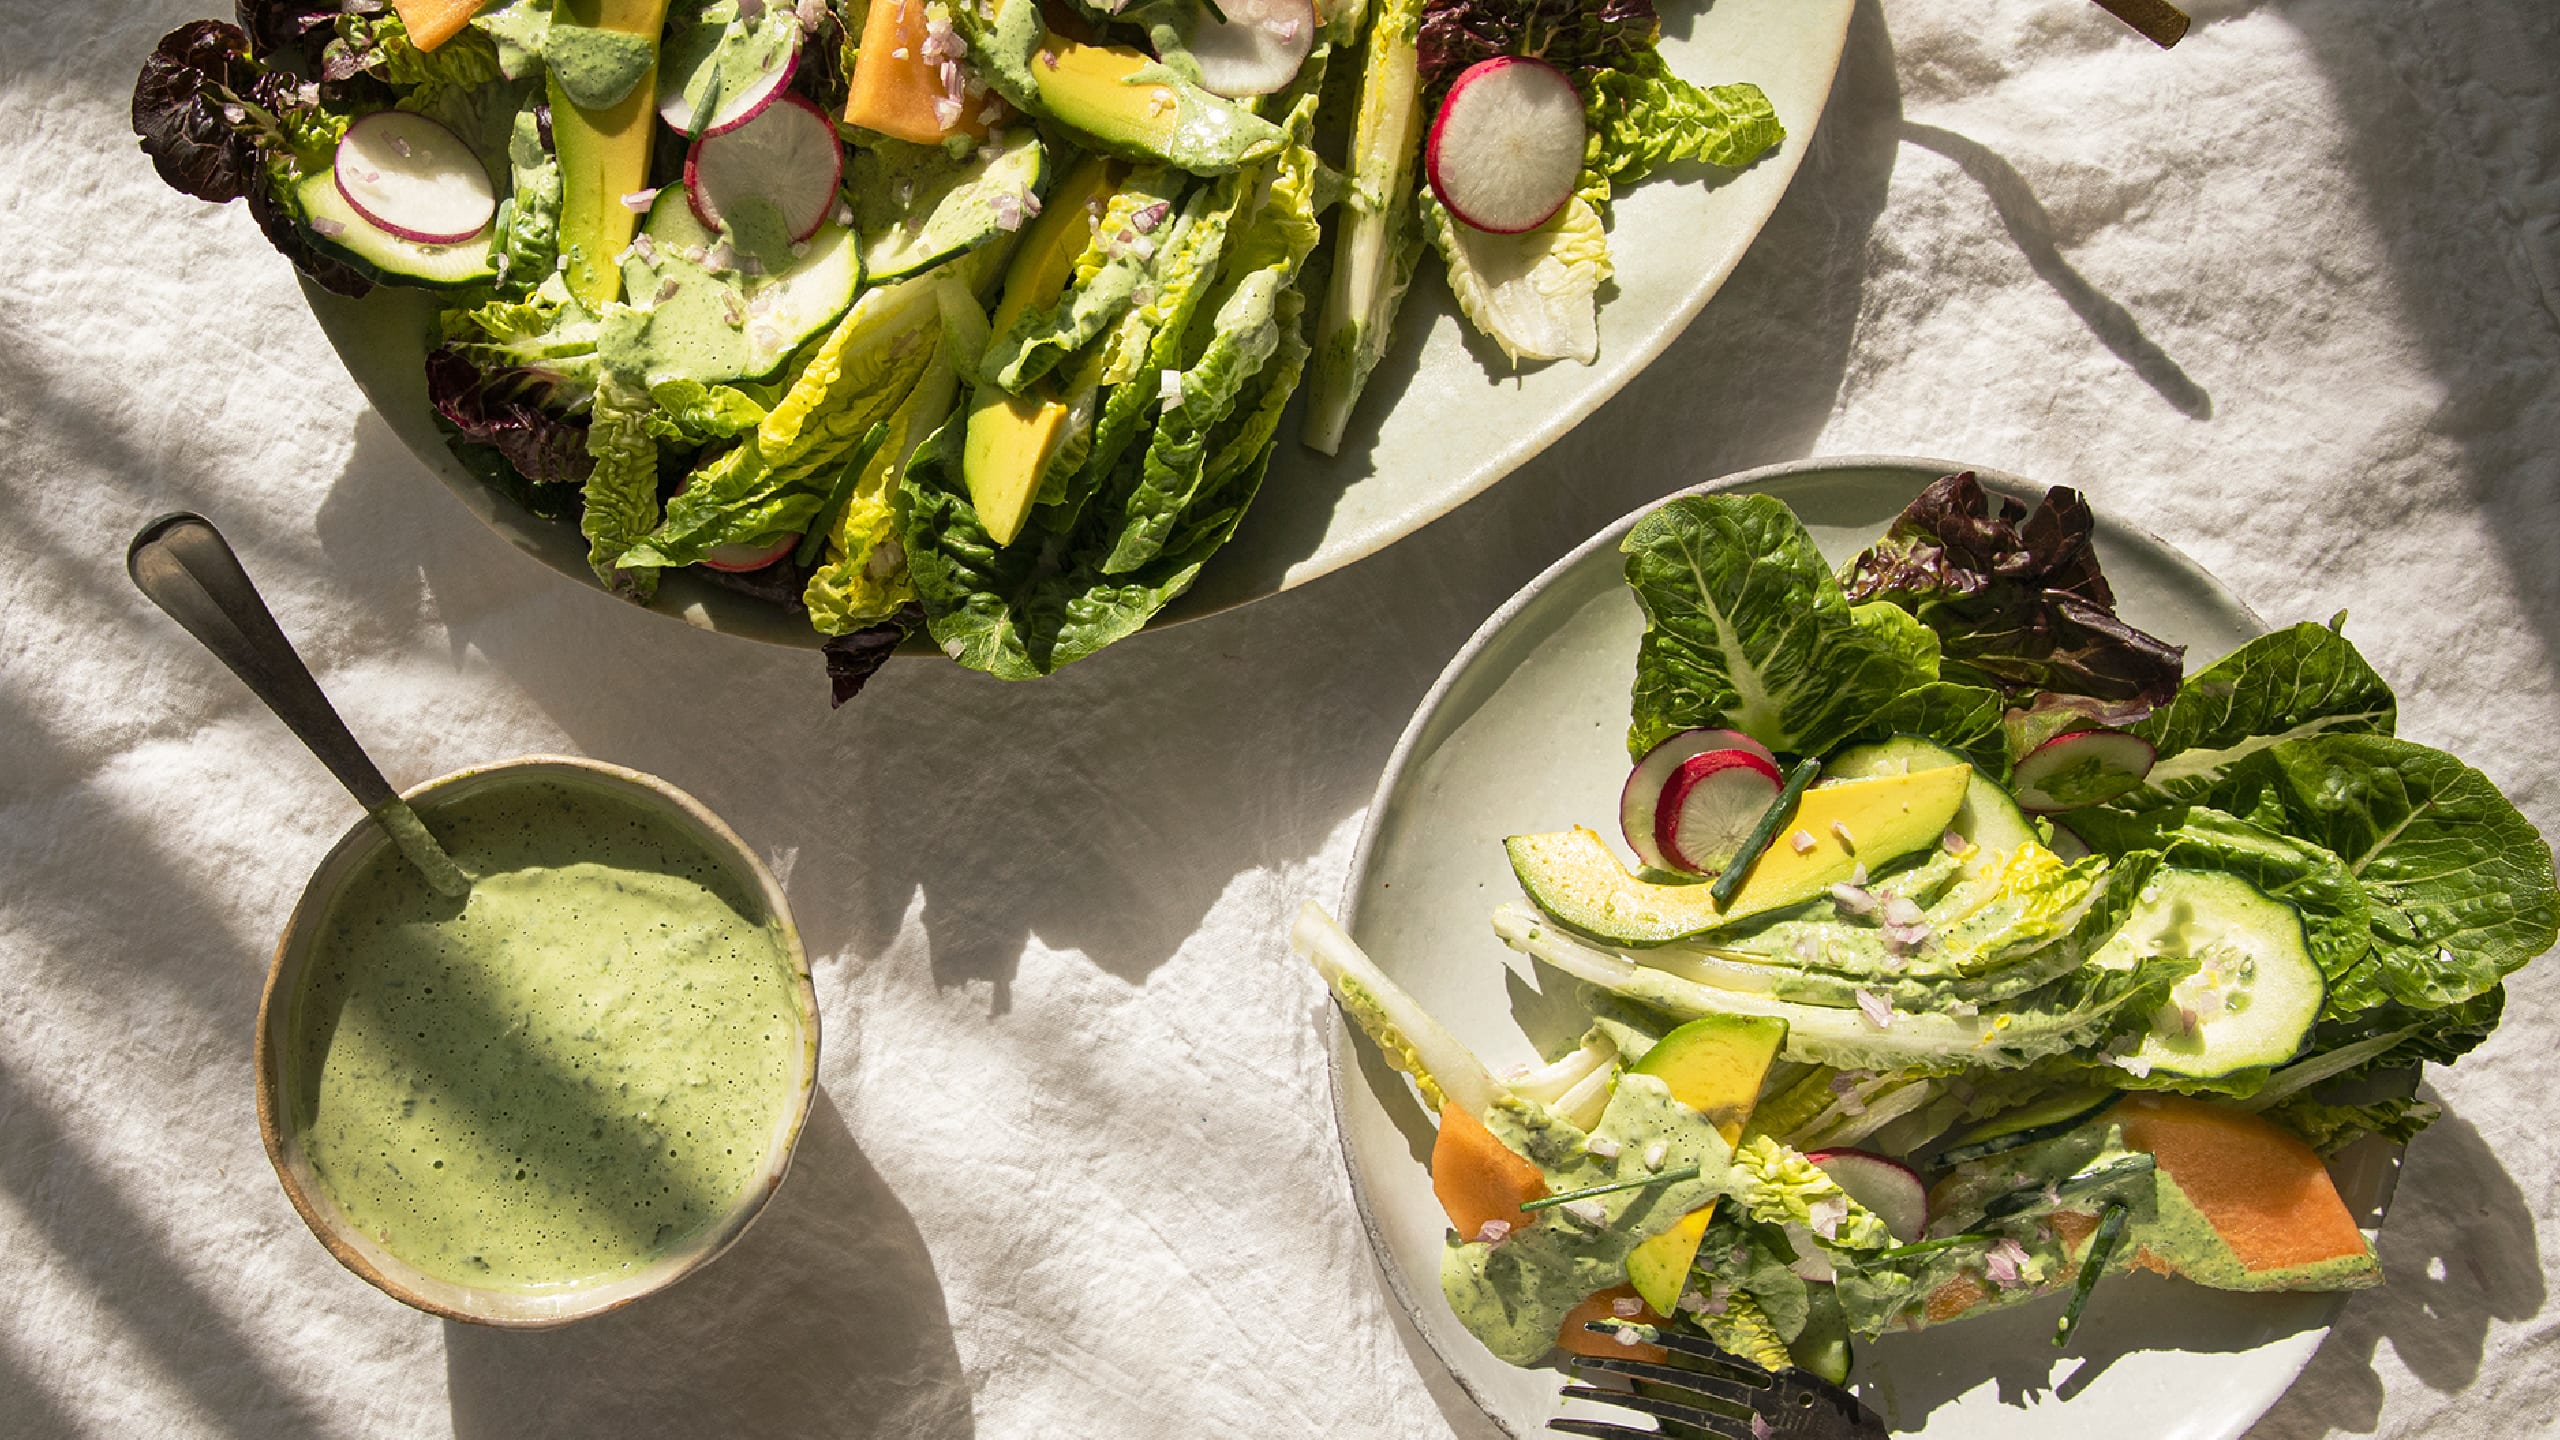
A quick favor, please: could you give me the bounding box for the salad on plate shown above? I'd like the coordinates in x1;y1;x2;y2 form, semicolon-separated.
130;0;1788;693
1297;475;2556;1397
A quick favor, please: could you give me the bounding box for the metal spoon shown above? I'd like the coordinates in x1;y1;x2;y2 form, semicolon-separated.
127;513;470;896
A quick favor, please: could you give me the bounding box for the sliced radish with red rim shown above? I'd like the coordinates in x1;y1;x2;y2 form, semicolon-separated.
333;111;495;246
1806;1149;1927;1244
699;532;800;572
1168;0;1315;97
687;92;844;244
1656;749;1784;875
1425;56;1586;235
2010;730;2156;813
1621;729;1777;871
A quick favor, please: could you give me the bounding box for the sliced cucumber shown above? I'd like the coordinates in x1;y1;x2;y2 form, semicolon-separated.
1825;735;2035;880
1934;1087;2119;1168
859;139;1050;283
2092;869;2325;1081
295;171;497;289
615;188;862;384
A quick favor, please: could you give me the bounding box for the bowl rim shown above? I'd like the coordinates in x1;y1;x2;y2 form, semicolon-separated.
254;753;820;1329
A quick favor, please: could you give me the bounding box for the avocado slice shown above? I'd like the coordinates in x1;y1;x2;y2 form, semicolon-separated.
1620;1015;1787;1315
1508;765;1975;947
549;0;674;308
981;0;1282;175
1824;735;2037;880
962;387;1073;545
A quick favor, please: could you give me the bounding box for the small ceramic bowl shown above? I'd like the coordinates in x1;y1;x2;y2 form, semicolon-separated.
255;755;818;1328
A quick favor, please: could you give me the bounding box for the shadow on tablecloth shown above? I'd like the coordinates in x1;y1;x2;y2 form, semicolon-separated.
442;1089;972;1439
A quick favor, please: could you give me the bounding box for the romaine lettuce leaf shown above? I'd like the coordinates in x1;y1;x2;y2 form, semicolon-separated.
1623;494;1936;760
1421;189;1611;365
803;332;955;634
1840;473;2185;716
2267;1094;2440;1156
1850;682;2009;781
579;379;661;599
2196;735;2558;1011
2129;620;2398;804
983;167;1192;393
497;97;561;294
1582;54;1784;192
618;273;944;580
1496;902;2194;1074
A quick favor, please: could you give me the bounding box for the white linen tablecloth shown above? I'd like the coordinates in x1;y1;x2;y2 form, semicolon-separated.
3;1;2554;1436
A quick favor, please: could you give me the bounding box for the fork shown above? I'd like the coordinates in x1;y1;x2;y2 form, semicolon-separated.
1551;1325;1887;1440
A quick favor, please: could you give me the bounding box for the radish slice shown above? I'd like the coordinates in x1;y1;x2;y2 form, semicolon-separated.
1656;750;1784;875
1167;0;1315;97
699;532;800;573
686;92;844;244
1807;1149;1927;1243
332;111;495;245
657;12;802;136
1620;729;1776;870
1425;57;1586;235
2011;731;2157;814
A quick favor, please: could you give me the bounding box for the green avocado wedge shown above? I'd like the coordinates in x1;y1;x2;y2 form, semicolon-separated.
1508;766;1973;947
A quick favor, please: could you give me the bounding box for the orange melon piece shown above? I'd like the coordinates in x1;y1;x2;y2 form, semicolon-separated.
393;0;485;52
1922;1272;1991;1326
1431;1103;1545;1240
845;0;991;144
2114;1093;2376;1285
1555;1288;1668;1363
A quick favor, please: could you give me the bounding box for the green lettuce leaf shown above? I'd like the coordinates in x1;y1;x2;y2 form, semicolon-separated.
1850;682;2009;781
618;273;944;580
1421;187;1611;365
2267;1094;2441;1156
579;379;661;599
1497;902;2194;1074
982;166;1191;393
1685;1212;1811;1363
1623;494;1935;760
1583;55;1784;192
2197;735;2558;1011
641;377;771;443
2130;620;2398;804
496;96;561;294
803;328;956;634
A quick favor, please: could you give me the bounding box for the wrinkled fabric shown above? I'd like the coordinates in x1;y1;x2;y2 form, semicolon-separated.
0;2;2552;1438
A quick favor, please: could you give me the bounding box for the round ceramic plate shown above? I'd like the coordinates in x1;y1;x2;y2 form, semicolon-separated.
1332;458;2406;1438
303;0;1857;646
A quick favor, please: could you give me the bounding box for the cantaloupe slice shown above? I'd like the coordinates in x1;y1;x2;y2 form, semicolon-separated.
393;0;486;52
845;0;991;144
2114;1093;2378;1290
1431;1102;1546;1239
1554;1287;1668;1364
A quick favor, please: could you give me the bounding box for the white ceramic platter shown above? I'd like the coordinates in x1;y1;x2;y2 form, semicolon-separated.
303;0;1858;645
1332;458;2405;1438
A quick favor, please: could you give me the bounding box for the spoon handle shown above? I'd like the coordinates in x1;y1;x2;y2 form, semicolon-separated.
127;513;398;814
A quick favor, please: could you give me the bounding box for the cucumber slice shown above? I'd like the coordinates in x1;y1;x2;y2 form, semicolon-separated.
1934;1087;2119;1168
2094;869;2325;1081
615;188;862;383
295;171;497;289
1826;735;2036;880
859;139;1050;283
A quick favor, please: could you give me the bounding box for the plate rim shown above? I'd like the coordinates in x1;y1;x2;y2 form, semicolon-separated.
1325;453;2320;1440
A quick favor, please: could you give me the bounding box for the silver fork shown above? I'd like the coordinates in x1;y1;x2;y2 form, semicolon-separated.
1551;1325;1887;1440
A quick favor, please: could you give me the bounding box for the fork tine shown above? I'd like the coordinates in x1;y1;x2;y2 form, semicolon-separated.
1560;1383;1761;1436
1576;1323;1777;1386
1550;1419;1742;1440
1569;1353;1774;1409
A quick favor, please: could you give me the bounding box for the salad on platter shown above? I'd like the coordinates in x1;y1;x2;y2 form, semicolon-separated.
1296;475;2557;1393
130;0;1788;695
